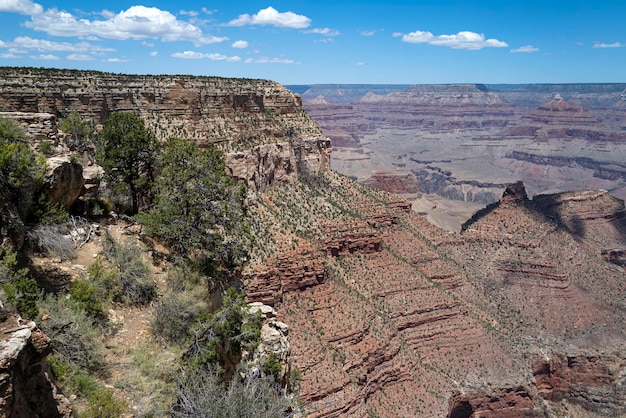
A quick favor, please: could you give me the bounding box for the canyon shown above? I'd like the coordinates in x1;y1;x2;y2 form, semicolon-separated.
0;68;624;417
295;83;626;231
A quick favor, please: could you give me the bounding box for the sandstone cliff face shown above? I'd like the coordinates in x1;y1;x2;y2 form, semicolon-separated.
0;67;331;192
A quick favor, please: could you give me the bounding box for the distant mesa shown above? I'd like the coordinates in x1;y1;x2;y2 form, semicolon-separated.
305;95;329;105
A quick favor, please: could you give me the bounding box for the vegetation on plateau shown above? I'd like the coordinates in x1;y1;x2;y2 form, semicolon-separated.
0;113;294;416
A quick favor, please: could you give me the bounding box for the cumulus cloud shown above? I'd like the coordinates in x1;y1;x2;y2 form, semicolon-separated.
305;28;340;37
31;53;59;60
593;42;623;48
401;30;507;50
149;51;158;56
0;36;114;53
104;57;129;62
231;40;248;49
25;5;228;45
67;53;94;61
511;45;539;53
227;6;311;29
244;56;298;64
0;0;43;15
171;50;241;62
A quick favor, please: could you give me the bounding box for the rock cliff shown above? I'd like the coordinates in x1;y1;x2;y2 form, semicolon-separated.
0;67;331;192
0;314;71;417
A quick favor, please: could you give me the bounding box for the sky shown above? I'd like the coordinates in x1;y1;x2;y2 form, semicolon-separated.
0;0;624;85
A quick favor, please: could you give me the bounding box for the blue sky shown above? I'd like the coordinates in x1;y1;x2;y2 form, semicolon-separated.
0;0;624;84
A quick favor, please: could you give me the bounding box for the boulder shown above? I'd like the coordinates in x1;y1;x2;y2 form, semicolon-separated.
44;158;85;209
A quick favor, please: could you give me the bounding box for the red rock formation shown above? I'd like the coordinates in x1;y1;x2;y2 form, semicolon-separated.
244;244;328;306
362;169;421;196
532;353;626;416
319;217;383;256
447;386;539;418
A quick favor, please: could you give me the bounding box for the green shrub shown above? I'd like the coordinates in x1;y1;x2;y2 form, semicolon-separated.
0;116;45;215
47;354;127;418
261;353;282;381
39;294;106;373
37;140;53;155
82;390;128;418
69;257;118;319
150;264;208;344
31;193;69;225
0;245;41;319
184;288;262;379
102;235;156;305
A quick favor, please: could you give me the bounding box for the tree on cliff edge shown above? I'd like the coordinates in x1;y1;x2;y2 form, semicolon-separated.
137;138;249;273
96;113;158;214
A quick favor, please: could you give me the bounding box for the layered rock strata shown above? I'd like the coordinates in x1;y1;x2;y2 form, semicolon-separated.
247;173;626;417
0;67;331;192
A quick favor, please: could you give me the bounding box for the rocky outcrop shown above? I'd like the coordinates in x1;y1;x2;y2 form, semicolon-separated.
532;353;626;416
0;112;57;142
0;314;71;417
43;158;85;210
244;244;328;306
319;217;383;257
245;303;292;386
362;169;421;196
447;386;541;418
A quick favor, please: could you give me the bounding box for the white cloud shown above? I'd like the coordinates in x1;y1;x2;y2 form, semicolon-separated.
244;56;298;64
67;53;94;61
0;53;19;58
360;30;375;36
356;61;365;66
227;6;311;29
0;0;43;15
201;8;216;15
593;42;623;48
31;53;59;60
231;40;248;49
511;45;539;53
179;9;198;17
1;36;114;53
104;57;129;62
149;51;158;56
171;50;241;62
306;28;340;37
401;30;507;50
392;32;403;38
25;5;228;45
98;9;115;19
